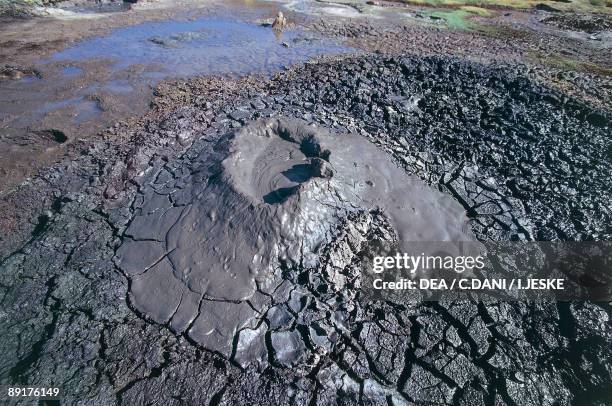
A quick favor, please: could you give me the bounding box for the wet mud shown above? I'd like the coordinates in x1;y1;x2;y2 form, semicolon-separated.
0;0;611;404
0;52;609;404
1;0;610;194
117;117;472;354
0;6;349;193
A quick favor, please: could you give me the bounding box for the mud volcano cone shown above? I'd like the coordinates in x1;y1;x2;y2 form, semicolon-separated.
115;118;473;358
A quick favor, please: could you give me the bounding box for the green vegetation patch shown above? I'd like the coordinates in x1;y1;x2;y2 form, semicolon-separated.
425;6;496;30
428;9;475;29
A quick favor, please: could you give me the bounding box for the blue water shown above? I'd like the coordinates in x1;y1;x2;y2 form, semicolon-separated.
19;75;40;84
37;96;101;124
103;80;133;93
50;17;350;77
60;66;84;77
8;17;350;127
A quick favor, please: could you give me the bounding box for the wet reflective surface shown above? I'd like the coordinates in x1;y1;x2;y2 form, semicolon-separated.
0;17;349;129
50;17;350;77
0;11;351;192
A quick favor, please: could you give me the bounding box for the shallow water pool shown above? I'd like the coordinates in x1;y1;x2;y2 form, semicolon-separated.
50;17;350;77
0;15;351;137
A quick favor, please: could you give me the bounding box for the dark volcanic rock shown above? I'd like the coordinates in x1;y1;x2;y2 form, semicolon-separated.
0;54;610;405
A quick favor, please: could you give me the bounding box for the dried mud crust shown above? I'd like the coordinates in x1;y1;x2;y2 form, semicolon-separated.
308;17;612;111
0;55;611;405
541;13;612;34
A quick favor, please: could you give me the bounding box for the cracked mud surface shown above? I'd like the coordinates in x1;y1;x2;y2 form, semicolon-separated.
1;54;611;404
116;117;472;356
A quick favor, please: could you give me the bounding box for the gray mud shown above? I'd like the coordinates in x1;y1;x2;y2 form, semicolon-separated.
117;118;472;355
0;54;610;404
0;13;350;193
49;17;349;77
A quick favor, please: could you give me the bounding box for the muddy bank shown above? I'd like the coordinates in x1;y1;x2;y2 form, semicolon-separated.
0;53;609;404
1;0;610;195
0;1;350;193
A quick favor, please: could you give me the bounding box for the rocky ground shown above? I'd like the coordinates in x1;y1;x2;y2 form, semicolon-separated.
0;1;611;405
